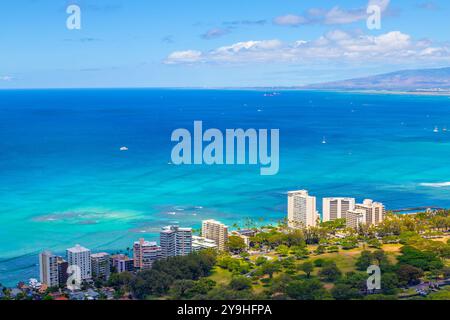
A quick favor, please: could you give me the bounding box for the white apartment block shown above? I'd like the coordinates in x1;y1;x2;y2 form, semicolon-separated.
345;209;368;230
160;225;193;258
355;199;385;226
133;238;162;270
39;251;59;287
322;197;356;222
287;190;319;228
66;244;92;281
192;236;218;252
201;219;228;251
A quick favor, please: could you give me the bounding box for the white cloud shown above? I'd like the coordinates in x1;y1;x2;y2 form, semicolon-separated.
0;76;13;81
164;30;450;65
164;50;203;64
324;6;366;24
273;14;308;26
273;0;391;26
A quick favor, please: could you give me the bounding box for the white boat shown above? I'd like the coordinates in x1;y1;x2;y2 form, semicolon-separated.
433;126;439;133
322;137;327;144
120;146;129;151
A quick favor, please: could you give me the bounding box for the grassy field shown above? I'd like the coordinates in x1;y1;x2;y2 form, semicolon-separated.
207;266;233;286
205;238;449;299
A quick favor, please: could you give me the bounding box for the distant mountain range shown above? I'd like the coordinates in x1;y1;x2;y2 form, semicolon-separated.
303;67;450;92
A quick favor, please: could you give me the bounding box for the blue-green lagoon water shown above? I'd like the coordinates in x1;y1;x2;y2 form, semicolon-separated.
0;89;450;285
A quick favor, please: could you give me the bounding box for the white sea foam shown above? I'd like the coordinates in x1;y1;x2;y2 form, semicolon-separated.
420;182;450;188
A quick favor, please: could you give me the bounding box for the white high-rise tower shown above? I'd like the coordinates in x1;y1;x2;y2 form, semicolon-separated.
287;190;319;228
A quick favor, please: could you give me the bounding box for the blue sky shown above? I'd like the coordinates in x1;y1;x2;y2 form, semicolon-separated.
1;0;449;88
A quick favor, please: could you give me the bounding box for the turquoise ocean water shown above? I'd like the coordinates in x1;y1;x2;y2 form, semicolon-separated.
1;89;450;285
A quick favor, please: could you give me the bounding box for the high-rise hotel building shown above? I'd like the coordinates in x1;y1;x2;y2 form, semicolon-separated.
67;244;92;281
322;197;356;222
287;190;319;228
201;219;228;251
160;225;193;258
346;199;385;229
133;238;162;270
345;209;368;230
355;199;385;226
39;251;59;287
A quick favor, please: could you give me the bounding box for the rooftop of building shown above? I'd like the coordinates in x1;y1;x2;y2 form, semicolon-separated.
202;219;227;227
111;254;132;260
235;229;257;236
67;244;90;253
161;225;192;233
90;252;110;258
287;189;311;195
134;239;159;247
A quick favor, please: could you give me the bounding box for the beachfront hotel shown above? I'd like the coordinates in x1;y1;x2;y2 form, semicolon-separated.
160;225;193;258
133;238;162;270
67;244;92;281
345;200;386;230
39;251;59;287
201;219;228;251
322;197;356;222
355;199;385;225
345;209;368;230
287;190;320;228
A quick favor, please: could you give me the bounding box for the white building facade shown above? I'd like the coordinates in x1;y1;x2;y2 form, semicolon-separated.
66;244;92;281
160;225;193;258
287;190;319;228
201;219;228;251
322;197;356;222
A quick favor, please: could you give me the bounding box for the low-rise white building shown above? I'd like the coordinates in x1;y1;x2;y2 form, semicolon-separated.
192;236;218;251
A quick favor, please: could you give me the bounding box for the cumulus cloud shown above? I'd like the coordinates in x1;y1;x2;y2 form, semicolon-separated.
164;30;450;65
273;0;390;26
165;50;203;64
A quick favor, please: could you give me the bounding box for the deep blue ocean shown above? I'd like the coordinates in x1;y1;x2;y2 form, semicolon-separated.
1;89;450;286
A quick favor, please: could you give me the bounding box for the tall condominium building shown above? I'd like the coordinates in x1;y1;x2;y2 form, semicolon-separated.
201;219;228;251
322;197;356;222
160;225;193;258
111;254;134;273
39;251;59;287
90;252;111;280
287;190;319;228
57;257;69;287
133;238;162;270
355;199;385;226
66;244;92;281
345;209;367;230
